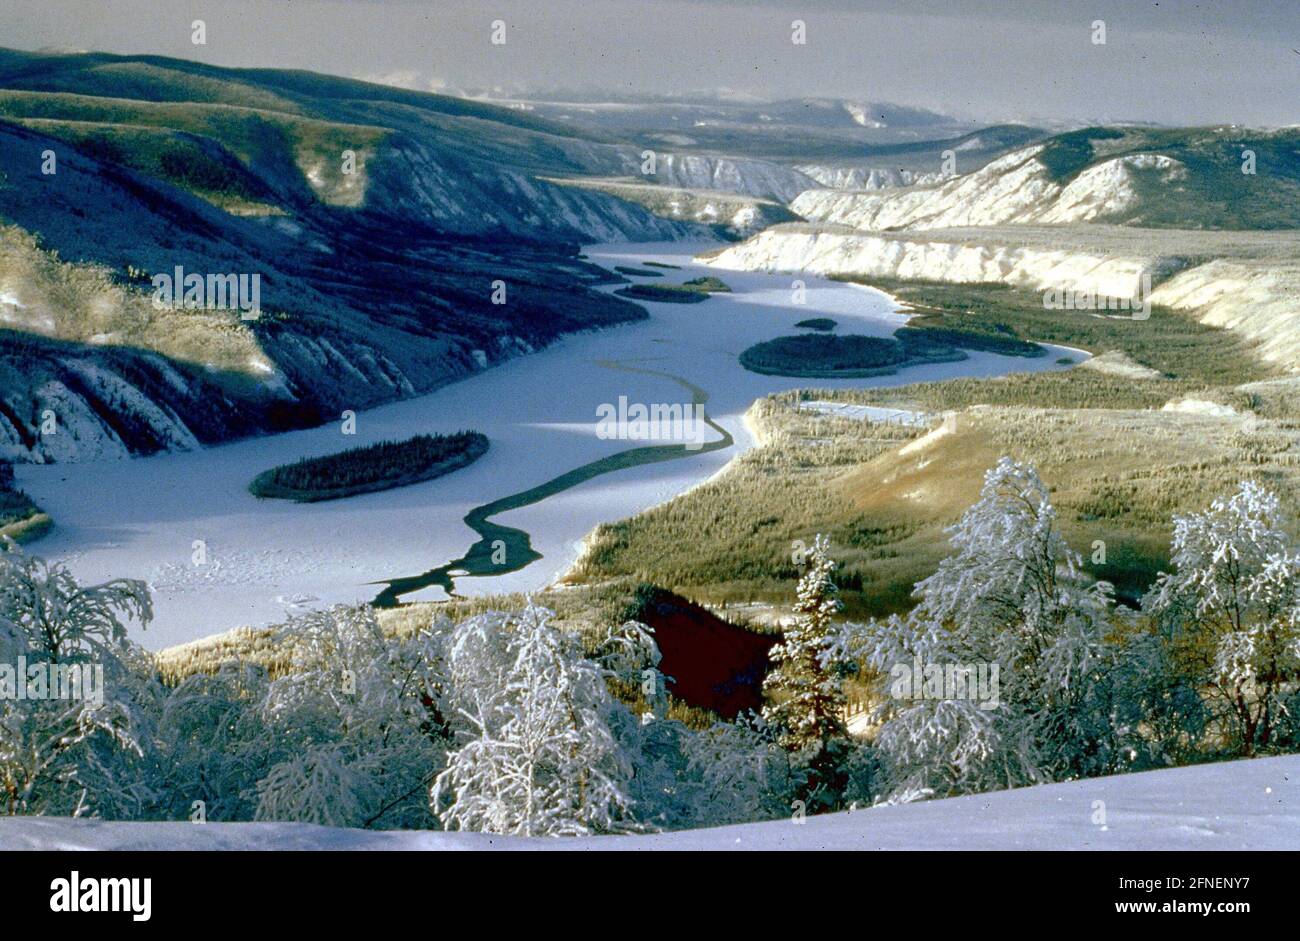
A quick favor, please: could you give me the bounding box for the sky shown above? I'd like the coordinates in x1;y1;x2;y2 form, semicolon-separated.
1;0;1297;126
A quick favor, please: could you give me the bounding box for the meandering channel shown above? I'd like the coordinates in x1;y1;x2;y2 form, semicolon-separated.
371;360;732;605
17;239;1085;649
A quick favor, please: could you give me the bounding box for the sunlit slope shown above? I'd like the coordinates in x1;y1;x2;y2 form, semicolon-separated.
0;81;655;462
568;275;1299;615
0;48;702;238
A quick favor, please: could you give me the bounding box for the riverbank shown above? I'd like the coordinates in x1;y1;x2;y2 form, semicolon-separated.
563;274;1289;615
14;241;1078;648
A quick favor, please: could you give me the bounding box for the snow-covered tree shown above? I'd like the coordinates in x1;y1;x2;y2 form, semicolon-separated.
1142;481;1300;755
154;661;272;822
1106;629;1207;769
762;534;851;808
250;605;449;828
0;537;151;664
432;604;637;836
0;540;154;816
254;746;373;827
0;691;148;817
681;714;793;826
592;619;661;680
840;458;1117;798
593;618;668;717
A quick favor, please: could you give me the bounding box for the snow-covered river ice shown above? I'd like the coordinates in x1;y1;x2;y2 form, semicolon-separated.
16;242;1083;649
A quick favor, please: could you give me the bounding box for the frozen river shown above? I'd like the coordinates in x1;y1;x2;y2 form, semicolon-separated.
16;241;1081;649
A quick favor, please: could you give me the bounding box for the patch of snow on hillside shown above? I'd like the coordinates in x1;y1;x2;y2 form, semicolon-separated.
1161;398;1241;418
649;154;817;203
798;402;930;425
842;103;886;128
1041;155;1188;224
706;227;1151;303
1080;350;1163;380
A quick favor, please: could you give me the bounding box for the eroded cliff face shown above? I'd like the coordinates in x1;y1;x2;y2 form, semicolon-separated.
705;226;1300;373
541;176;799;239
635;153;818;203
789;147;1195;231
794;165;947;191
707;225;1153;296
704;126;1300;374
1152;260;1300;372
364;134;704;243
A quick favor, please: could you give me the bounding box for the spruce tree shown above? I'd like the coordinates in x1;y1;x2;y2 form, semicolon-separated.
762;534;849;809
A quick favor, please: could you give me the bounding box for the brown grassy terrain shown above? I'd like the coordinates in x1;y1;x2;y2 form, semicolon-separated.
564;281;1300;616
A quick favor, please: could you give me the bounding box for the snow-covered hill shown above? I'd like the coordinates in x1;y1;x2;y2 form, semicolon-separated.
791;147;1191;230
0;52;711;462
367;141;696;243
789;127;1300;232
545;177;799;238
3;755;1294;850
707;224;1158;297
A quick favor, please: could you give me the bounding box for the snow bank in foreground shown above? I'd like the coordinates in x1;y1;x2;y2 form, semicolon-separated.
3;755;1295;850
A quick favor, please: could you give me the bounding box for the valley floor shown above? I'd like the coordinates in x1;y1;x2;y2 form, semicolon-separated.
15;241;1076;649
3;754;1293;850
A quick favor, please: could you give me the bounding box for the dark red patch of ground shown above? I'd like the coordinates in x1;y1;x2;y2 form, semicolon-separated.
631;588;776;718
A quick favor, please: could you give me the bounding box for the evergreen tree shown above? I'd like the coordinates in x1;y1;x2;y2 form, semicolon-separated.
762;534;850;808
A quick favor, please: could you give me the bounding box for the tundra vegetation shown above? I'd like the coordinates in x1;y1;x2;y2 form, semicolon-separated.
571;280;1296;613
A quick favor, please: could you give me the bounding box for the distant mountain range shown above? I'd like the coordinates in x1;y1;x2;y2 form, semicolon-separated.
480;92;1024;164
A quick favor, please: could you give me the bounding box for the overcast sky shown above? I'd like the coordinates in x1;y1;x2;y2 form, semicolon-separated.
2;0;1297;126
